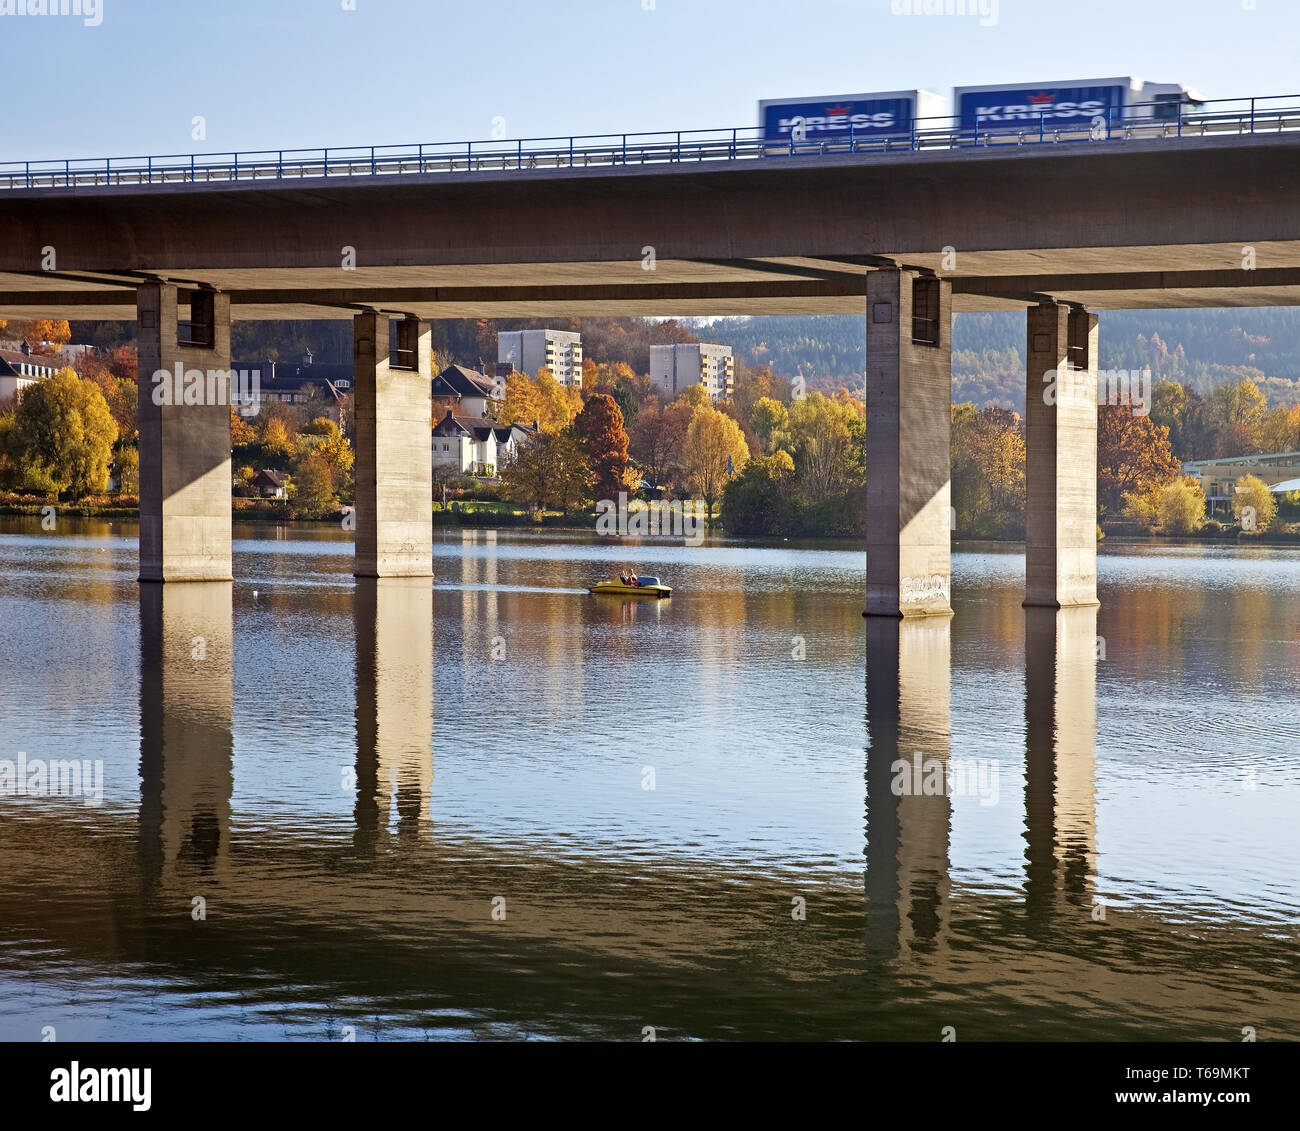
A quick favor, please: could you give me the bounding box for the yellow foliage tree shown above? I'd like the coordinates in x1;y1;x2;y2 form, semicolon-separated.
684;405;749;520
677;384;710;412
1125;476;1205;535
1232;473;1277;531
10;369;118;498
498;368;581;433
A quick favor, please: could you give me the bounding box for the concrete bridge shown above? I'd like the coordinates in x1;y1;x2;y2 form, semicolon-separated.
3;128;1300;613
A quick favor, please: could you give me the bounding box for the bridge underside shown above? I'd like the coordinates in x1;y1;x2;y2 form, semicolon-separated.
3;252;1300;321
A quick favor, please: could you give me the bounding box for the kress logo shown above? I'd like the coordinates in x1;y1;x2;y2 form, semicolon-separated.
975;98;1105;121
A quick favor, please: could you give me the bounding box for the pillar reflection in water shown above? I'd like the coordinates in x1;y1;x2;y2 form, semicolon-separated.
1023;606;1099;924
354;578;434;849
138;583;234;889
865;616;952;957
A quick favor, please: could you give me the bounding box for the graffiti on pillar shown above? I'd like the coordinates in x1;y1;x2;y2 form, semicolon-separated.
900;573;949;605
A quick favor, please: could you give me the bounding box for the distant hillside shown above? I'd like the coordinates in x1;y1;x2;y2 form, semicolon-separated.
691;310;1300;412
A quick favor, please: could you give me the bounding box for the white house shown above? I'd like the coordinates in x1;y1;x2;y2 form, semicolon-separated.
0;347;62;404
433;410;535;477
431;363;503;420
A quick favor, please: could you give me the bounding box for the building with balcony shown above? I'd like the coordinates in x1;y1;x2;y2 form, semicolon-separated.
649;342;734;402
497;329;583;388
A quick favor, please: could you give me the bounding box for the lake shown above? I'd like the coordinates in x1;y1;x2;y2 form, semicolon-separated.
0;517;1296;1041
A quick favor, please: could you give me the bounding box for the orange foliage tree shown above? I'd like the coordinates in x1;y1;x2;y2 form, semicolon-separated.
574;393;630;500
1097;405;1181;516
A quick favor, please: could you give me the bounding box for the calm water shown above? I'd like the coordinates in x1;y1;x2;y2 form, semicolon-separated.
0;518;1297;1041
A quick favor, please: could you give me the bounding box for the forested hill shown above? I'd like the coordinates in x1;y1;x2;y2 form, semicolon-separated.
693;311;1300;411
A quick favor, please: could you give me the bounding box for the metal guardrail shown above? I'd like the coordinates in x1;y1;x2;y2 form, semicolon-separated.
3;95;1298;192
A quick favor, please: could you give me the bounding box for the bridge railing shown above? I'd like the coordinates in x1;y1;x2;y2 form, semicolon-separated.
3;94;1299;191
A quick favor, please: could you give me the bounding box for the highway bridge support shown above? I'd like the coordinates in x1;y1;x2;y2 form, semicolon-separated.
137;282;233;582
1024;304;1101;609
352;312;434;578
865;268;953;618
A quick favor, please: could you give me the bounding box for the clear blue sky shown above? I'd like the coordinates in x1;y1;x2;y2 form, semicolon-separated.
3;0;1297;160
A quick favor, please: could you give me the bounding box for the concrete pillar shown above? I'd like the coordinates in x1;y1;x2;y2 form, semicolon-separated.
1023;606;1099;922
1025;304;1100;608
136;282;233;581
865;268;953;618
354;578;434;850
138;582;233;888
353;312;433;577
865;617;952;957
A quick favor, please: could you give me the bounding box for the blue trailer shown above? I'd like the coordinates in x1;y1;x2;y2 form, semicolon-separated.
758;89;945;145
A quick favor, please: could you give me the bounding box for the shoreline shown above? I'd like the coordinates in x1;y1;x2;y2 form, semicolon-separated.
4;499;1299;546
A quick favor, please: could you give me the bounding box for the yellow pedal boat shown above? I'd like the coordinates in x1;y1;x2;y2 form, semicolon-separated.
588;575;672;598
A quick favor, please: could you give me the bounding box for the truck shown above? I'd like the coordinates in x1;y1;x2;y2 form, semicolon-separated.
952;77;1205;132
758;89;946;145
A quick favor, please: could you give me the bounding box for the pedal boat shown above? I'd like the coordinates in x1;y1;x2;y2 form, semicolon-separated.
588;576;672;598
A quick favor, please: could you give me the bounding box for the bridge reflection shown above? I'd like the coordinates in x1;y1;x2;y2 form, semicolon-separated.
14;587;1267;1037
138;583;234;888
353;578;434;850
865;617;951;957
1024;606;1099;925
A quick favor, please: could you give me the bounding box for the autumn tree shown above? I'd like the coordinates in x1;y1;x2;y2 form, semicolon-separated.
114;446;140;496
10;369;118;498
230;408;259;447
1096;405;1181;516
972;407;1025;520
298;416;355;502
260;414;295;464
291;452;338;519
535;367;582;428
683;405;749;520
677;384;710;411
20;319;72;354
498;371;542;429
630;401;693;490
1124;476;1205;535
1209;377;1267;433
499;429;593;513
81;367;137;440
731;363;775;427
1256;405;1300;455
573;393;630;501
787;392;864;504
750;396;790;454
721;450;795;535
1232;473;1277;531
950;403;1026;537
106;344;139;384
498;368;581;432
